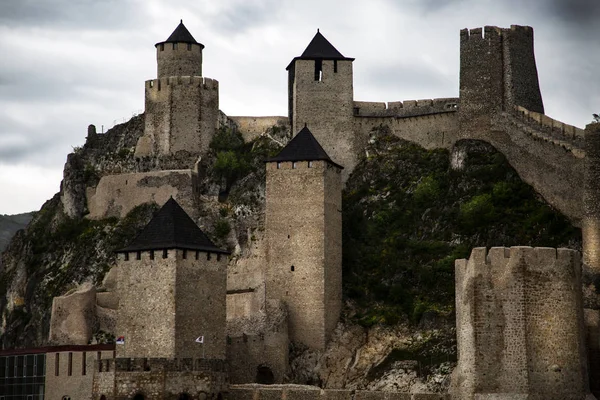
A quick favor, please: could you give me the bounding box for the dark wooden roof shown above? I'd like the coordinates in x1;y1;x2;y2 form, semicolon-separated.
266;126;343;169
287;30;354;70
156;20;205;48
117;198;229;254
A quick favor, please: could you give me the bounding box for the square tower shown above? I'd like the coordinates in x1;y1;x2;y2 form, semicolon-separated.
115;197;229;360
265;126;343;350
287;31;356;179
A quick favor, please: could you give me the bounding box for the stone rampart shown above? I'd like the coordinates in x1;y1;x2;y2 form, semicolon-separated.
513;106;585;149
452;247;591;400
353;98;458;118
228;385;449;400
354;111;459;150
86;170;196;220
583;123;600;272
489;111;584;224
229;116;289;142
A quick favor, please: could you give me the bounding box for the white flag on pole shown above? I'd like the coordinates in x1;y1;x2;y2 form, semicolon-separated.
195;336;204;343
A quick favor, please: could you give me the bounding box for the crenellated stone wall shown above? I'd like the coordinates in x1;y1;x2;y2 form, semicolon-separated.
452;246;591;400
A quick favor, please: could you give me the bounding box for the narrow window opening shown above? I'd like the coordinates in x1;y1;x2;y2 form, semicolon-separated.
136;251;141;260
173;43;177;50
82;352;86;376
291;265;295;272
183;249;187;259
150;250;154;260
217;253;222;261
162;249;168;259
68;352;72;376
277;162;281;169
314;59;323;81
334;59;338;73
160;43;164;51
195;251;199;260
124;252;129;261
287;235;290;239
187;43;192;51
55;353;59;376
292;162;297;169
308;161;313;168
207;253;212;261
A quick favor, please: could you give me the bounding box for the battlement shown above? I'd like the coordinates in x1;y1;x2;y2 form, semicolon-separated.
460;25;532;42
353;98;458;118
145;76;218;91
457;246;580;276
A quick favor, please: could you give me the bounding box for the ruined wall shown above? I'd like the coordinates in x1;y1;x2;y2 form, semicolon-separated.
136;77;218;157
229;116;289;142
48;283;96;345
86;170;196;220
228;385;449;400
156;42;203;78
452;247;590;400
116;249;227;360
265;160;342;350
290;59;356;179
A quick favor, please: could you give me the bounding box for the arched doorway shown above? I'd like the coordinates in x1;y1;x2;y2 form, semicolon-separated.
100;396;107;400
178;394;191;400
132;393;145;400
255;365;275;384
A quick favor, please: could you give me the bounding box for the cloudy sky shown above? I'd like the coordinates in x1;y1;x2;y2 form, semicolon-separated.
0;0;598;214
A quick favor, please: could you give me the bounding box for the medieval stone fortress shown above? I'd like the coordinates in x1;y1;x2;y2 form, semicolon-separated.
1;20;599;400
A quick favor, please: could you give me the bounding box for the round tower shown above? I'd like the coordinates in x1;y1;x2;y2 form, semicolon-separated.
156;19;204;78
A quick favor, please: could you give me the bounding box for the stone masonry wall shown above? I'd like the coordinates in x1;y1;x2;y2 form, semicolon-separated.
45;351;95;400
228;385;449;400
291;59;356;180
116;249;227;360
86;170;196;220
265;160;341;350
354;112;459;152
452;247;590;400
229;116;289;143
136;76;219;157
584;123;600;271
157;42;203;78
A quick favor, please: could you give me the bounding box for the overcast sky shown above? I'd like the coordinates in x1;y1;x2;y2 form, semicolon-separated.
0;0;598;215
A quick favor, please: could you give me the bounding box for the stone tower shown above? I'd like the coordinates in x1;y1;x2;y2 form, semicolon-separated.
459;25;544;137
135;21;219;157
287;31;356;179
115;197;229;360
452;247;592;400
265;126;343;350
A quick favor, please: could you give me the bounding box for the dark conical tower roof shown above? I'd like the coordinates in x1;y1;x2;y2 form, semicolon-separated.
286;30;354;70
118;197;228;254
266;126;343;169
156;20;204;48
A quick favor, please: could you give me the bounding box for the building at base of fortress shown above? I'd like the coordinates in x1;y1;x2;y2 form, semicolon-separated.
2;21;600;400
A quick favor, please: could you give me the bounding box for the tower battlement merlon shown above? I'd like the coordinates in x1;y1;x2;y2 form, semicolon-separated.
458;246;580;274
145;76;219;91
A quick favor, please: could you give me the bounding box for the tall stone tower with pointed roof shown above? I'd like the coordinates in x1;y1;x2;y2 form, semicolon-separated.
265;126;343;350
135;21;219;158
115;197;229;360
287;31;356;181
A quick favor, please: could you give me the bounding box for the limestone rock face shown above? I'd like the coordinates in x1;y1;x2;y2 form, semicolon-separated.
289;322;455;393
49;283;97;345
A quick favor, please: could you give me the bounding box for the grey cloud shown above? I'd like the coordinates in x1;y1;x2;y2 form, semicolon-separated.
0;0;144;29
363;63;456;98
545;0;600;26
208;0;284;34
